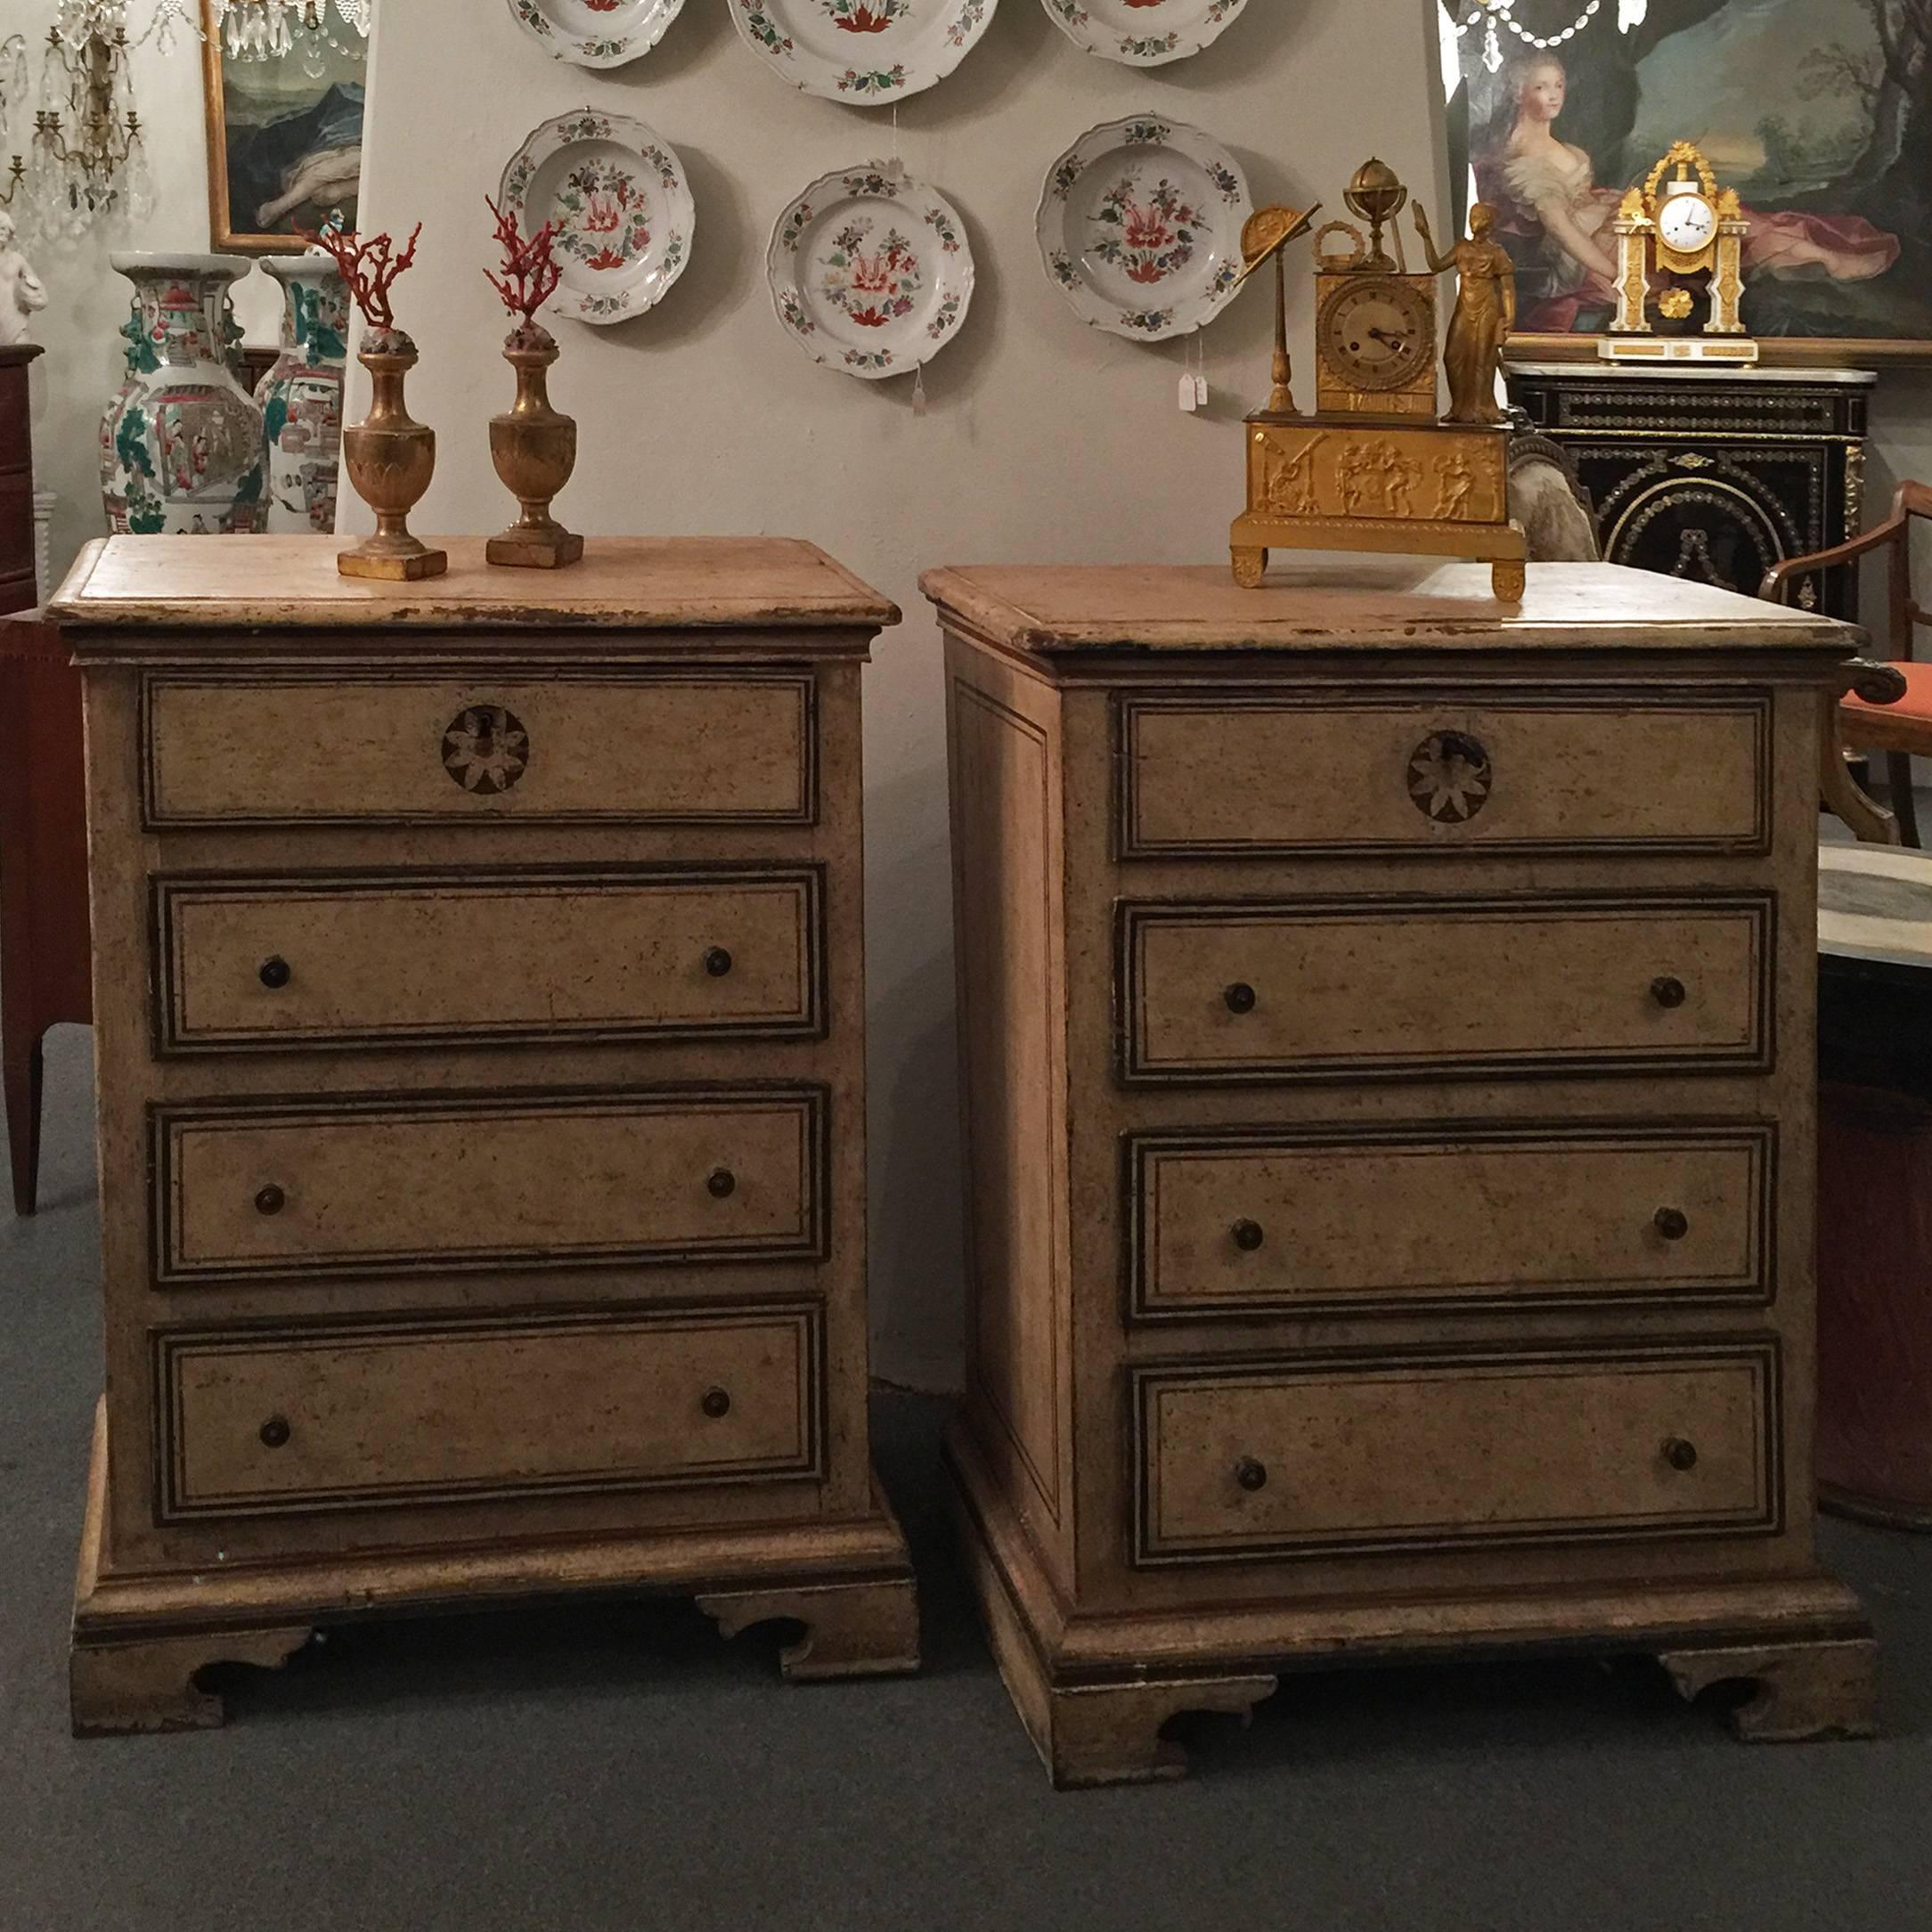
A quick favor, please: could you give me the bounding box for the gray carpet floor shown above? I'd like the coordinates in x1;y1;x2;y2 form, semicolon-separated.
4;1021;1932;1931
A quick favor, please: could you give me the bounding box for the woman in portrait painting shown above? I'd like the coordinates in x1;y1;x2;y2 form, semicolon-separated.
1478;52;1901;333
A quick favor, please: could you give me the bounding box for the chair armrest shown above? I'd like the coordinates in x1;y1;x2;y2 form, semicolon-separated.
1761;512;1907;602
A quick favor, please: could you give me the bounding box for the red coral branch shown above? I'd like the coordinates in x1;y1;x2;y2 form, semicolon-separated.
302;221;422;333
484;195;562;326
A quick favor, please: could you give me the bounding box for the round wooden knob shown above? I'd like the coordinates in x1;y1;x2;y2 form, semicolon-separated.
259;1414;291;1448
258;956;292;990
1650;974;1686;1010
707;1168;736;1199
1224;982;1258;1015
1654;1206;1690;1242
1231;1219;1265;1252
703;947;734;978
254;1184;285;1217
701;1388;731;1420
1663;1437;1699;1472
1235;1456;1268;1492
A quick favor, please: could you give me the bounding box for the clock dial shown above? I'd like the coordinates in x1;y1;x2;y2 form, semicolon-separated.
1317;278;1434;393
1658;191;1718;254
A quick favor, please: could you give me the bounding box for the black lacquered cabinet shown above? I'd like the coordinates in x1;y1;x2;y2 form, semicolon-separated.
1507;361;1873;622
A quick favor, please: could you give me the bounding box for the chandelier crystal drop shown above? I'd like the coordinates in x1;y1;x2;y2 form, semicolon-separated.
1451;1;1643;76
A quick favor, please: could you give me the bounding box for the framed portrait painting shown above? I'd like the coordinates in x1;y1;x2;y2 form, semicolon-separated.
1439;0;1932;362
201;2;365;253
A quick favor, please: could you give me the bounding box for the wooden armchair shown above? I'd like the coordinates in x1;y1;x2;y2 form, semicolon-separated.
1762;481;1932;846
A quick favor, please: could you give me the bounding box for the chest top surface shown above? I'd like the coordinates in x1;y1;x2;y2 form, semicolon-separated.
919;559;1862;661
51;535;898;656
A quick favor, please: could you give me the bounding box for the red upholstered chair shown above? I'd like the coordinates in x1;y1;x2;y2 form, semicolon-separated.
0;611;92;1215
1762;481;1932;847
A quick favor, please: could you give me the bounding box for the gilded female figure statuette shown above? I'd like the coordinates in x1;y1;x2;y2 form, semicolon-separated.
1413;203;1516;427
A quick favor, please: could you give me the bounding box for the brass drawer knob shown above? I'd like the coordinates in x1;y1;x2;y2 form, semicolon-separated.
1650;974;1686;1010
1235;1456;1268;1492
700;1387;732;1420
1653;1206;1690;1242
707;1168;736;1199
704;946;734;978
1224;981;1258;1015
254;1184;286;1217
1663;1437;1699;1472
259;1414;291;1448
1231;1219;1265;1252
258;955;292;990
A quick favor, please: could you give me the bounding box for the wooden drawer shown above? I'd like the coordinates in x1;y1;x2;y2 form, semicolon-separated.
1134;1341;1779;1563
1128;1121;1773;1320
141;669;816;826
154;1086;827;1284
1115;690;1770;858
157;1303;824;1518
1118;892;1772;1085
153;864;825;1052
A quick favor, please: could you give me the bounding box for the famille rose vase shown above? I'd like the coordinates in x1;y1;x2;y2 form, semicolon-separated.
255;251;349;534
100;255;265;536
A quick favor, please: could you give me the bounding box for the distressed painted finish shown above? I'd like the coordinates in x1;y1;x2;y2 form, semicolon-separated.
56;534;914;1732
929;558;1877;1787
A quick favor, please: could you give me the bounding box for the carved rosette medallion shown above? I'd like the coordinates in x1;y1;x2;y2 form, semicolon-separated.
442;705;531;795
1407;731;1492;823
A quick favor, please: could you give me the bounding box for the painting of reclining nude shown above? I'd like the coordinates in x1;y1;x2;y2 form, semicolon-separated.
1439;1;1932;357
201;13;363;253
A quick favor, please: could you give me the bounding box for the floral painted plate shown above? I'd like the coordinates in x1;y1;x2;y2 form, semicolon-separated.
1036;114;1251;341
730;0;996;105
499;110;695;326
1039;0;1245;66
767;164;974;379
505;0;685;68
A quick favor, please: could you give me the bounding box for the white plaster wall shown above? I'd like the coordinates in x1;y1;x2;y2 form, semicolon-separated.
347;0;1454;1389
23;14;282;590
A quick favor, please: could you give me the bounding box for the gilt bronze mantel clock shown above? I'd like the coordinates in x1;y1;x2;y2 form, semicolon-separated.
1605;141;1757;363
1230;159;1528;602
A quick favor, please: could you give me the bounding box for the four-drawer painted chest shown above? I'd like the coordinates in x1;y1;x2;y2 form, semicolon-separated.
53;534;917;1732
925;558;1879;1787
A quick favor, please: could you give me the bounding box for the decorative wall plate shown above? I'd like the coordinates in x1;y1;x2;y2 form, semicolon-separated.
1039;0;1246;66
1036;115;1252;341
499;111;695;326
730;0;997;105
767;165;974;379
506;0;686;67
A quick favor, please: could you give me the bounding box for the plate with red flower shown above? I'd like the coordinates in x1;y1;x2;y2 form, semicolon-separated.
1039;0;1245;66
499;110;695;326
505;0;685;68
1036;114;1251;341
730;0;997;104
767;164;974;379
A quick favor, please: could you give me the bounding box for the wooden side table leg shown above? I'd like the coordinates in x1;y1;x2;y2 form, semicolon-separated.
697;1576;920;1682
4;1021;44;1217
69;1626;315;1737
1657;1635;1879;1742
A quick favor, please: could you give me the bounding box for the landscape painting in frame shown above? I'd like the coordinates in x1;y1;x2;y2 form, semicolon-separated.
1438;0;1932;360
201;1;364;253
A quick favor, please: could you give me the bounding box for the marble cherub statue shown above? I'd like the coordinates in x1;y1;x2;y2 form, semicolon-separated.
0;213;48;348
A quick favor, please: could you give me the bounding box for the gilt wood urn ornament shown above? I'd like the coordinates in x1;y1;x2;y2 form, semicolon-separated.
312;223;446;582
484;196;582;568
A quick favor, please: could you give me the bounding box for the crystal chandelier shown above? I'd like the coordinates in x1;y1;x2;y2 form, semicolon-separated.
207;3;372;69
1448;1;1648;75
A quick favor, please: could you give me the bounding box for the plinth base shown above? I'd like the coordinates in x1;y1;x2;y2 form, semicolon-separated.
487;526;584;569
70;1398;917;1736
945;1415;1875;1789
338;541;448;582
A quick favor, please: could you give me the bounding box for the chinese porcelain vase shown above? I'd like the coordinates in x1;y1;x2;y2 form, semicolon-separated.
486;324;582;568
256;251;349;534
100;254;265;536
338;330;447;581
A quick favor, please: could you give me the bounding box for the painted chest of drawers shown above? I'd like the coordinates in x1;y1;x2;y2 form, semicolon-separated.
924;558;1878;1787
54;535;916;1732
